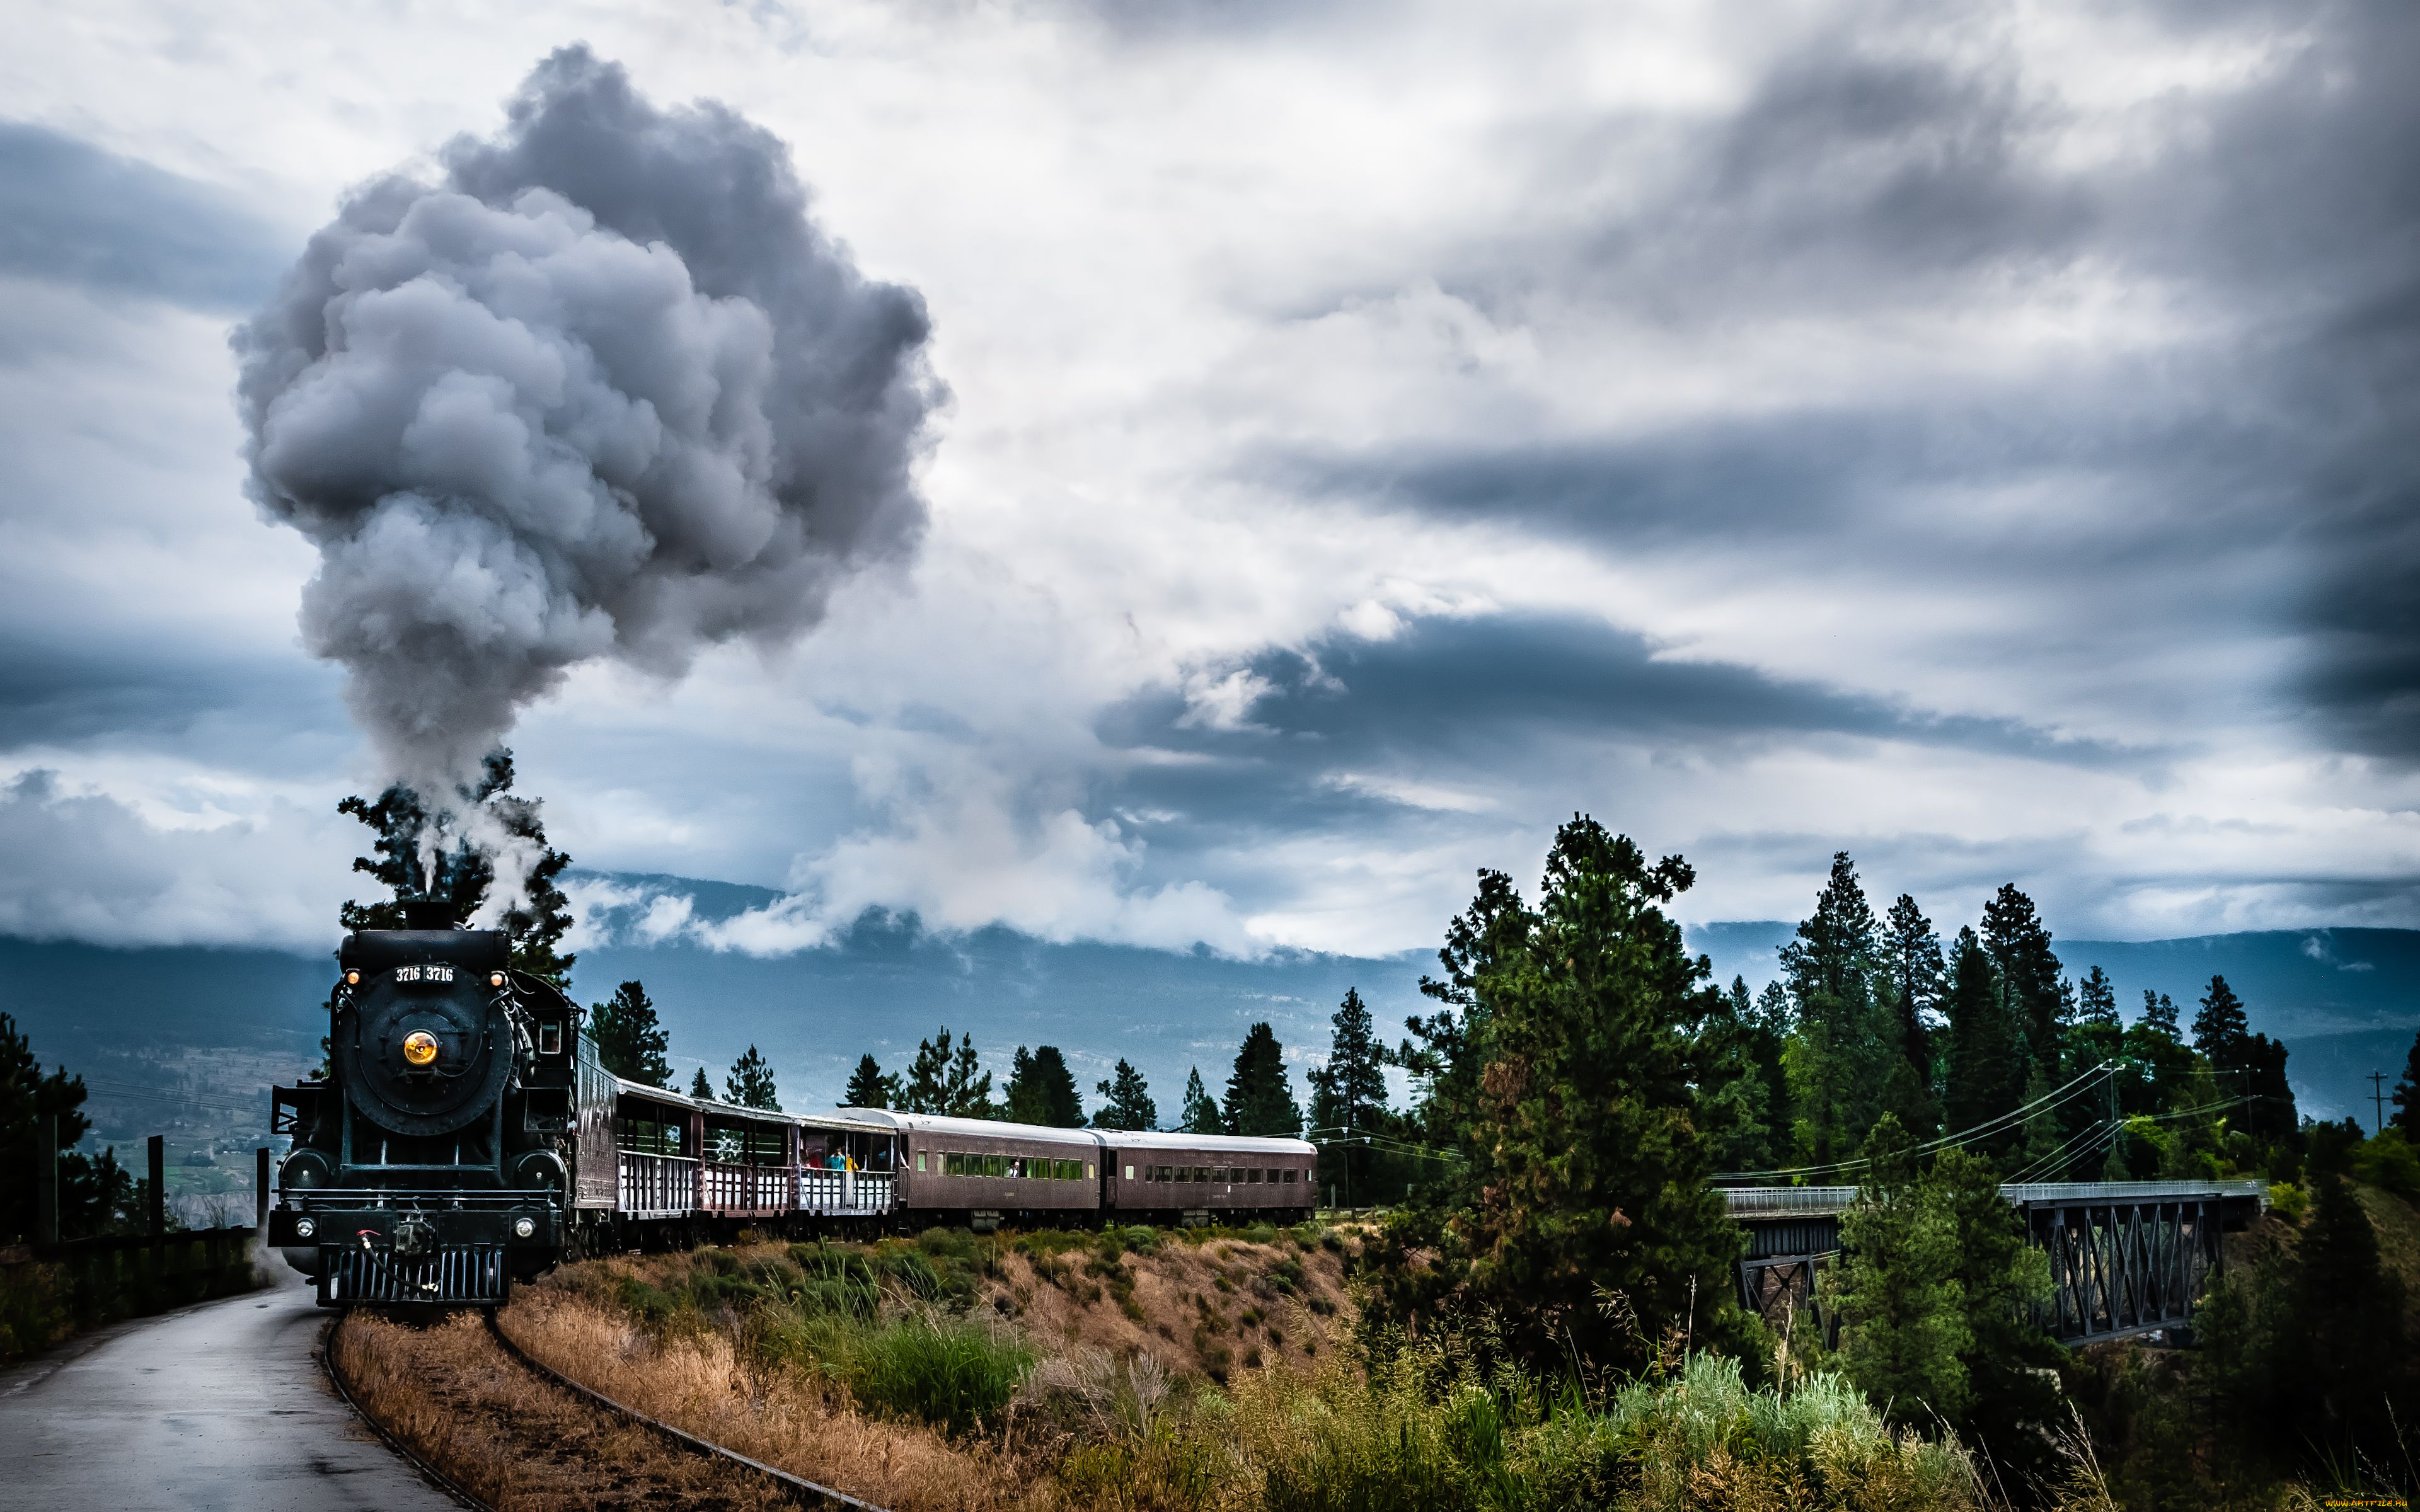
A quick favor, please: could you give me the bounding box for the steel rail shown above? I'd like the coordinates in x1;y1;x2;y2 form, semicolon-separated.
318;1312;493;1512
483;1312;888;1511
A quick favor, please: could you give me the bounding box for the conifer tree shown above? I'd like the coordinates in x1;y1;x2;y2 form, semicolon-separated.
901;1028;954;1114
589;980;671;1087
1780;854;1896;1166
337;749;575;986
1092;1060;1158;1130
1307;988;1390;1200
1981;884;2062;1071
2393;1030;2420;1136
1700;978;1777;1171
1178;1067;1223;1134
1828;1115;1969;1421
3;1012;137;1242
2192;975;2252;1073
1397;869;1528;1150
689;1067;713;1099
1223;1022;1301;1137
2077;966;2119;1028
2140;989;2180;1039
1381;816;1747;1372
842;1053;899;1109
725;1045;779;1110
1005;1045;1085;1126
1881;893;1945;1077
1942;927;2022;1154
945;1033;998;1118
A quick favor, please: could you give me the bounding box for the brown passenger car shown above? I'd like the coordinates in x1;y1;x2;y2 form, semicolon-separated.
1097;1130;1316;1220
836;1110;1102;1227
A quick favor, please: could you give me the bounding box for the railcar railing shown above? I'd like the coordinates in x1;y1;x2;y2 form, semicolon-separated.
798;1169;891;1215
701;1161;793;1215
618;1152;698;1217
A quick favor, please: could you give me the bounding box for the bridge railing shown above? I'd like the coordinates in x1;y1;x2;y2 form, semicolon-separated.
1721;1179;2268;1217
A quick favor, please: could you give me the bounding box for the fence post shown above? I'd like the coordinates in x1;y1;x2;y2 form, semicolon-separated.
147;1135;165;1244
255;1147;272;1232
36;1113;59;1249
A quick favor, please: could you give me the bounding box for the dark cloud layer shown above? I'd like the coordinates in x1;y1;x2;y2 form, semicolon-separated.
1280;3;2420;759
0;122;286;309
235;47;942;793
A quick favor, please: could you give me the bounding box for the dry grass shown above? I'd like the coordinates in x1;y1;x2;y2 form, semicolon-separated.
331;1309;790;1511
988;1236;1352;1385
500;1282;1037;1512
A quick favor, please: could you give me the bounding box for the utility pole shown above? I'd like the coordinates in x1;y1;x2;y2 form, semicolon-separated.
2370;1071;2389;1135
147;1133;165;1245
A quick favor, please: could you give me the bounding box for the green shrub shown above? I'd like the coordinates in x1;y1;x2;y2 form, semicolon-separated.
821;1309;1035;1436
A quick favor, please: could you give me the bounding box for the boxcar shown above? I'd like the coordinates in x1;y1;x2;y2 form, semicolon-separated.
1097;1130;1317;1222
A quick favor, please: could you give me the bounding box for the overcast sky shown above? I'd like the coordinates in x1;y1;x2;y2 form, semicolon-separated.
1;0;2415;959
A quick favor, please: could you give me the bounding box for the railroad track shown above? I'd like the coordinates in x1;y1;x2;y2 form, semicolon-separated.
321;1307;885;1511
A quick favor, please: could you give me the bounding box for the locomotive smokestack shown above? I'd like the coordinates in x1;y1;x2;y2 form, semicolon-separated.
400;898;461;931
234;47;941;802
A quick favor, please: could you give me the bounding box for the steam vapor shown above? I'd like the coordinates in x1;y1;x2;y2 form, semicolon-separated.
236;47;941;798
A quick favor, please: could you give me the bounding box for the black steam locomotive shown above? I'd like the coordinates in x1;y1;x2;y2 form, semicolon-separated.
269;910;1316;1308
266;906;583;1304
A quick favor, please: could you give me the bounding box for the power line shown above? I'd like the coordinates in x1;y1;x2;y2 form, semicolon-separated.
1717;1060;2124;1181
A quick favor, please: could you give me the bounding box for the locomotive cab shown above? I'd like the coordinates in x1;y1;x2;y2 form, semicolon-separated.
267;910;584;1305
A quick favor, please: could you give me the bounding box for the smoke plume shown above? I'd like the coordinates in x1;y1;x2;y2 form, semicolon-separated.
236;47;940;796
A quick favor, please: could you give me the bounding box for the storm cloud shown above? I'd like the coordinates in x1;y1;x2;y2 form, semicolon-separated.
234;47;940;794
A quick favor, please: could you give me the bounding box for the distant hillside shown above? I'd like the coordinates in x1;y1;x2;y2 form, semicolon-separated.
2;883;2412;1139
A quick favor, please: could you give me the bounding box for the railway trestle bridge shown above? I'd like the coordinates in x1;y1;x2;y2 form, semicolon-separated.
1722;1179;2269;1346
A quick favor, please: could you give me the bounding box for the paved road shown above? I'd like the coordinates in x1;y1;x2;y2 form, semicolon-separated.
0;1261;459;1511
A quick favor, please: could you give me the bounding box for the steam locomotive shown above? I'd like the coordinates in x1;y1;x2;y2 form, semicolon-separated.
267;912;1315;1306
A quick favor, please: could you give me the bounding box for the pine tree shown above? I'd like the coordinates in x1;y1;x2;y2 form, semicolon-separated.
2393;1030;2420;1136
725;1045;779;1110
901;1029;954;1114
1699;978;1777;1172
1;1011;128;1243
1828;1114;1970;1421
2140;989;2179;1039
689;1067;713;1099
1092;1060;1158;1130
1306;988;1390;1201
1005;1045;1085;1126
2077;966;2119;1028
1178;1067;1223;1134
944;1033;997;1118
589;980;671;1087
1779;854;1893;1167
1382;816;1748;1372
1223;1022;1301;1137
1981;884;2062;1072
1928;1145;2061;1467
1881;894;1945;1077
2192;975;2252;1074
336;749;575;986
842;1053;899;1109
1942;927;2022;1154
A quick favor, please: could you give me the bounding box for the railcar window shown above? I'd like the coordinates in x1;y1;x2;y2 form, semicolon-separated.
1284;1169;1298;1183
1247;1169;1262;1183
1198;1167;1213;1183
918;1153;927;1172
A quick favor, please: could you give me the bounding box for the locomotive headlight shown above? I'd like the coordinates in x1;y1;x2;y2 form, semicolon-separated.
294;1217;316;1239
512;1217;536;1239
344;970;360;986
401;1029;439;1067
489;971;505;988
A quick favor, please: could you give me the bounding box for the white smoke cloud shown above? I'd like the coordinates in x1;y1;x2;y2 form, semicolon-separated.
234;47;940;798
